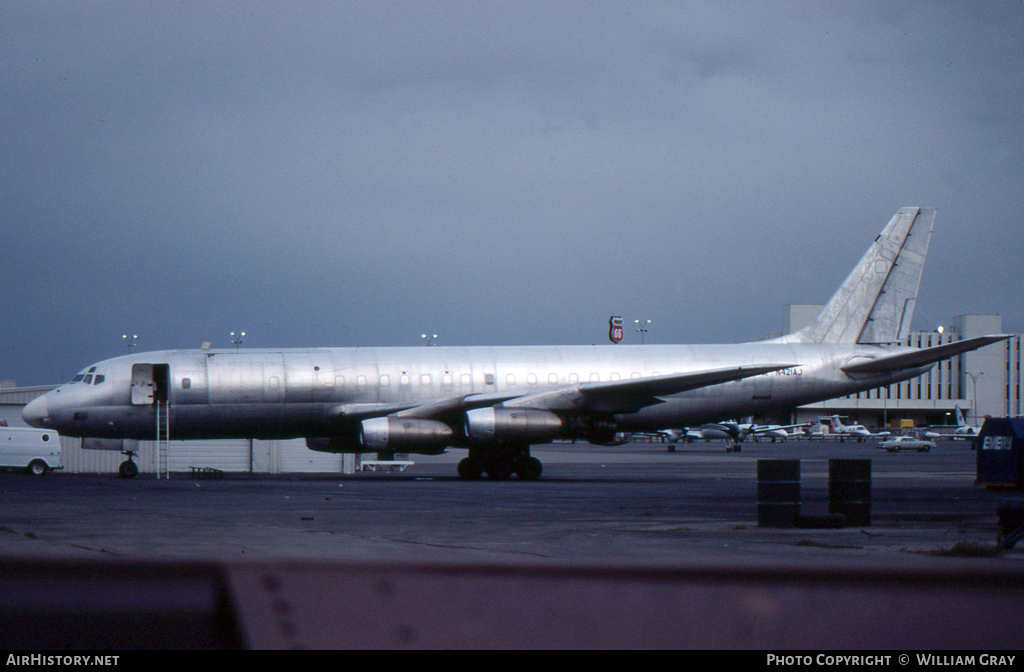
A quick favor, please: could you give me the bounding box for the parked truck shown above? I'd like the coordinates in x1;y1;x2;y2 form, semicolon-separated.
0;426;62;475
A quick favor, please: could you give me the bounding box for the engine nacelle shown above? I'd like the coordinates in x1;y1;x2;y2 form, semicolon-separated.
360;417;454;452
464;408;564;443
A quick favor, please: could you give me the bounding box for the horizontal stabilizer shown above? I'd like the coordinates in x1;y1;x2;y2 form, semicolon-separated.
841;335;1010;375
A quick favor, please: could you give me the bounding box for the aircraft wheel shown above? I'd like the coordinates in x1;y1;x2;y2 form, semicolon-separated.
457;458;483;480
515;456;543;481
27;460;47;477
119;460;139;479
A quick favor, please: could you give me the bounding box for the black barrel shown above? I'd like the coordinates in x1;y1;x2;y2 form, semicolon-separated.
829;459;871;526
757;459;800;528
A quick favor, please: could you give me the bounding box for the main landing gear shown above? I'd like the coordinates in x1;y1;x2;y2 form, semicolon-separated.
458;445;543;481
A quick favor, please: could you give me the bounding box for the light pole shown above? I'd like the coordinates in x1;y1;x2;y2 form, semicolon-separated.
634;319;650;345
231;331;246;349
421;334;437;346
122;334;137;354
965;371;983;425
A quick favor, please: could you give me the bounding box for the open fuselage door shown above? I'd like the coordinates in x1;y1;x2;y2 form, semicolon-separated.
131;363;170;478
131;363;169;406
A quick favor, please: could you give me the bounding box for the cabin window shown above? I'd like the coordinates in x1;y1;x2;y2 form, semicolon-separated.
94;375;105;385
380;375;390;387
611;373;620;381
485;374;495;385
181;378;191;389
357;375;366;387
442;374;453;386
461;374;471;386
631;372;641;379
569;373;578;383
506;374;516;386
400;375;409;386
335;376;345;387
421;375;431;386
548;373;558;384
528;373;537;385
269;376;280;388
590;373;600;382
42;434;50;442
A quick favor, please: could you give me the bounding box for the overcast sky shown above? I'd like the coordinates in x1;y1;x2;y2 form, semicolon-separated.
2;1;1022;385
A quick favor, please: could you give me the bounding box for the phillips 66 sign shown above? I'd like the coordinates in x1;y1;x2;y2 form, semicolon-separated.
609;316;624;343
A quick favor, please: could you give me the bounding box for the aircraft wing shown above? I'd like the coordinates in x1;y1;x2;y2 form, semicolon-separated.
327;391;523;424
841;335;1010;375
503;364;797;414
749;422;810;435
329;364;796;422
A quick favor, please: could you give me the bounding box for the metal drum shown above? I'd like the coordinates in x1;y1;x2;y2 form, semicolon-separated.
757;459;800;528
829;459;871;527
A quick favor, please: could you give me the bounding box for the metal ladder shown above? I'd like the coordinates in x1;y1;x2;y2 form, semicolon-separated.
156;400;170;479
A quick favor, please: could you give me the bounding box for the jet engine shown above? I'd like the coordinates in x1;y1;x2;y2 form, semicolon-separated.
464;408;564;443
360;417;454;452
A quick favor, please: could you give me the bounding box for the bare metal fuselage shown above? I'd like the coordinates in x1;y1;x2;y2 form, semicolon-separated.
38;341;925;446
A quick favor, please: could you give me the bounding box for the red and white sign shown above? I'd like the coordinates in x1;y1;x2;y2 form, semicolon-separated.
609;316;624;343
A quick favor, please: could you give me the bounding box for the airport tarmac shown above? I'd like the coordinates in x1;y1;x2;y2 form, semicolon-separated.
0;438;1021;566
4;439;1024;649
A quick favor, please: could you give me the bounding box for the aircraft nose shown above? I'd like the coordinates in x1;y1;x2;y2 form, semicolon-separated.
22;395;49;428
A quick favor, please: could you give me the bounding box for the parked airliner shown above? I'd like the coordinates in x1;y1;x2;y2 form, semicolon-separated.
23;207;1008;479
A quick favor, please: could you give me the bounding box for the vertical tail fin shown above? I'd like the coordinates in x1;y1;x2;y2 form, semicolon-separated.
955;405;966;427
781;207;935;345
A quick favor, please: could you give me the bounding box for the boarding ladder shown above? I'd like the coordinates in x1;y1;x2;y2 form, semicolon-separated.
156;399;170;479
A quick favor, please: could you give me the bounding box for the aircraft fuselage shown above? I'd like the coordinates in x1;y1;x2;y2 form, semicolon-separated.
29;341;927;446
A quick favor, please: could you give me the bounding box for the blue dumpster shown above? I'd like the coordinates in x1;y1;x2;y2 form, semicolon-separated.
976;418;1024;490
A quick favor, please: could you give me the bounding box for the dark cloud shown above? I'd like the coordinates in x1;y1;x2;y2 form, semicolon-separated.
1;1;1022;385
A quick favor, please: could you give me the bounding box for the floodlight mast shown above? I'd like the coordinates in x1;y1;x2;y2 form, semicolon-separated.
634;319;650;345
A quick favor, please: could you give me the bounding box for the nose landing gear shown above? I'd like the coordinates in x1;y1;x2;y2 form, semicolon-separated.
118;450;139;479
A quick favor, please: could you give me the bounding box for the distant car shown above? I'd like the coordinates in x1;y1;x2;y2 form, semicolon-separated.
877;436;935;452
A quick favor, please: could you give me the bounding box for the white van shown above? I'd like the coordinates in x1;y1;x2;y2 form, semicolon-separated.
0;426;62;475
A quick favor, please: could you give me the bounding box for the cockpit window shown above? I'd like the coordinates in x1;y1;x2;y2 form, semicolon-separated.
94;375;105;385
71;375;85;383
88;367;96;373
82;375;93;384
